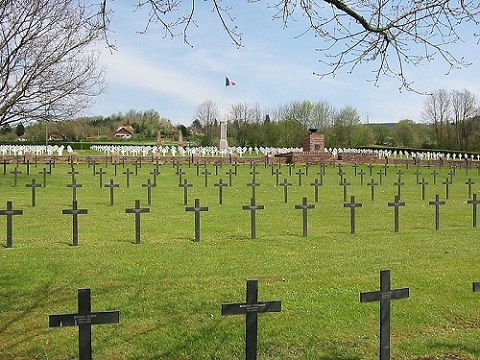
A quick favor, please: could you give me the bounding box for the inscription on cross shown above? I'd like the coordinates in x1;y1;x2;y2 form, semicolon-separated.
185;199;209;242
360;270;409;360
49;288;120;360
221;280;281;360
0;201;23;248
387;195;405;233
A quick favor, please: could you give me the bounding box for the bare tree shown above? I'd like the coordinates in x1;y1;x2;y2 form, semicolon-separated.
451;89;479;150
194;100;219;145
422;89;451;148
99;1;480;91
0;0;105;127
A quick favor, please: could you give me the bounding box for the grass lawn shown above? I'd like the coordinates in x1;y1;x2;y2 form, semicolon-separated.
1;160;480;359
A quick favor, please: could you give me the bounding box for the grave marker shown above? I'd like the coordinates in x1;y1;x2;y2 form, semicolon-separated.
68;168;79;182
179;179;193;205
394;177;404;198
272;168;282;186
360;269;409;360
26;178;42;207
339;178;350;202
279;178;292;203
67;178;83;203
39;167;50;187
418;178;429;201
49;288;120;360
104;179;119;206
185;198;208;242
431;169;438;185
123;168;133;188
295;197;315;237
202;168;211;187
367;179;378;201
95;168;106;187
214;178;228;205
387;195;405;232
176;168;185;185
343;196;362;234
442;178;452;199
467;193;480;228
0;201;23;248
142;178;156;206
247;180;260;202
225;168;236;186
465;178;475;199
125;200;150;244
428;194;446;230
309;178;322;203
221;280;281;360
296;169;304;186
358;169;366;186
10;167;21;187
242;197;265;239
62;200;88;246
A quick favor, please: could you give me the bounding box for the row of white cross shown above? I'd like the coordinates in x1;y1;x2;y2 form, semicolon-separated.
0;144;74;156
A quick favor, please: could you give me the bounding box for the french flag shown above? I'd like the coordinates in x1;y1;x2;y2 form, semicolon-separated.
225;77;236;86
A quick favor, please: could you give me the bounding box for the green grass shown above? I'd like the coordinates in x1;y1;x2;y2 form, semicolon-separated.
1;161;480;359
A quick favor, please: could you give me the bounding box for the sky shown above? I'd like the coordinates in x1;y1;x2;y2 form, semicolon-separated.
87;2;480;126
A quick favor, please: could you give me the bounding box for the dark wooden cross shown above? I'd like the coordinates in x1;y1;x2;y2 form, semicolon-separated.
431;169;438;185
250;167;259;182
339;178;350;202
179;179;193;205
62;200;88;246
195;163;201;176
104;179;119;206
88;158;97;176
68;168;79;183
185;199;209;242
296;169;304;186
26;178;42;207
202;168;211;187
387;195;406;232
242;197;265;239
360;269;409;360
95;168;107;188
367;179;378;201
418;178;429;201
394;177;404;198
1;159;9;174
337;168;345;183
10;167;21;187
279;178;292;203
309;178;322;203
429;194;446;230
358;169;366;186
272;168;282;186
176;168;186;185
467;193;480;228
247;180;261;202
352;163;359;176
214;178;228;205
214;161;222;175
343;196;362;234
225;168;236;186
221;280;281;360
67;178;83;203
25;159;31;175
49;288;120;360
123;168;133;188
125;200;150;244
38;167;50;187
287;163;294;176
149;168;160;186
465;178;475;199
473;279;480;293
142;179;156;206
413;169;421;185
0;201;23;248
134;158;141;175
295;197;315;237
112;161;119;176
442;177;452;200
368;163;374;176
377;170;384;185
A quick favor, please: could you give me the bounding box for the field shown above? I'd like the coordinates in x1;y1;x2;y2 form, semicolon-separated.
1;159;480;359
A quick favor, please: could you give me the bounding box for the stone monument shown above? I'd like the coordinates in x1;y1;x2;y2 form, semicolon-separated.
178;130;183;148
303;129;325;151
219;121;228;152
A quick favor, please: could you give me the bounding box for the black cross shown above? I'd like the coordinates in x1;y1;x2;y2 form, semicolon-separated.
25;159;31;175
339;178;350;202
68;168;79;183
214;161;222;175
337;168;345;183
309;178;322;203
225;168;236;186
428;194;446;230
179;179;193;205
465;178;475;199
95;168;107;187
1;159;9;174
88;158;97;176
26;178;42;207
467;193;480;228
242;197;265;239
123;168;133;188
104;179;119;206
368;164;374;176
377;170;384;185
142;179;156;206
279;178;292;203
214;178;228;205
295;197;315;237
272;168;282;186
247;180;260;202
360;269;409;360
250;167;259;182
418;177;429;201
125;200;150;244
150;168;160;186
185;199;209;242
38;167;50;187
387;195;405;232
134;158;141;175
473;279;480;293
352;163;359;176
202;168;211;187
442;178;452;199
343;196;362;234
431;169;438;185
0;201;23;248
367;179;378;201
296;169;304;186
413;169;421;185
358;169;366;186
10;167;21;187
176;168;186;185
287;163;294;176
62;201;88;246
49;288;120;360
394;177;404;198
112;161;119;176
195;163;201;176
67;179;83;203
222;279;281;360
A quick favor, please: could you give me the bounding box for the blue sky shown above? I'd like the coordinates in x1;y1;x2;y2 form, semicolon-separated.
88;2;480;126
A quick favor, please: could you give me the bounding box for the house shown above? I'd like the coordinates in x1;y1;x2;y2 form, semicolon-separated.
48;132;65;141
114;125;134;139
